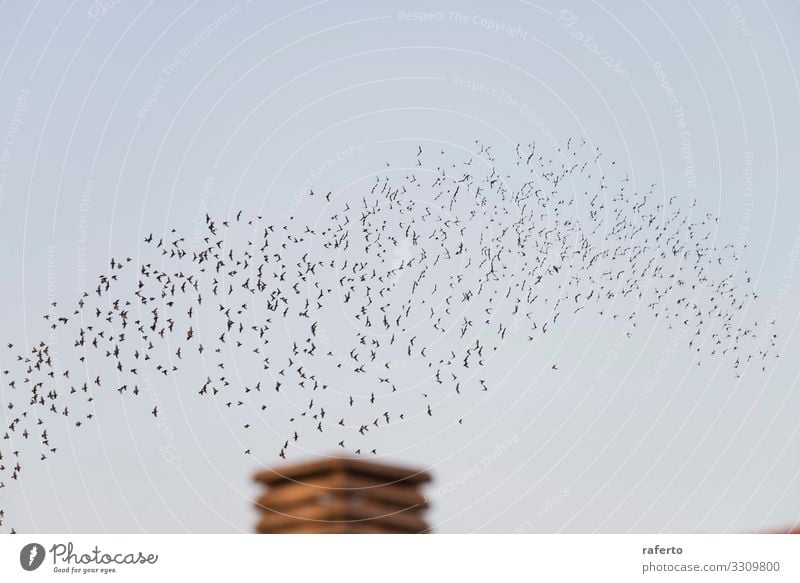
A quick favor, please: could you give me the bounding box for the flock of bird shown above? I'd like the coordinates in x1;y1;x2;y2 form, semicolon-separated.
0;140;774;532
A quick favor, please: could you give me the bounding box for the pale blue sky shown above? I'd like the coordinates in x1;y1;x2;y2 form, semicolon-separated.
0;0;799;533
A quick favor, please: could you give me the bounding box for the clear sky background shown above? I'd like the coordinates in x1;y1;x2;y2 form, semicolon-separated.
0;0;799;533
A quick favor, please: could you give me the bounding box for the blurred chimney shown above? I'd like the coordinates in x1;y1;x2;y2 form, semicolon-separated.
253;457;432;533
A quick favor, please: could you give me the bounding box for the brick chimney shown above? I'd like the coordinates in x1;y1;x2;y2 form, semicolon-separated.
253;457;431;533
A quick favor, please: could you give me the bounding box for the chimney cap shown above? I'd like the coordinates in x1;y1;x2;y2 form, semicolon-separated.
254;456;431;486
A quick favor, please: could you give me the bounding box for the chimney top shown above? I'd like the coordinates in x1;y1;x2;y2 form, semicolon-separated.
253;456;432;533
254;456;431;486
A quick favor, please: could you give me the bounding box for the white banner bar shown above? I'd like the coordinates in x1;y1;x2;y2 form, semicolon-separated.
1;534;797;582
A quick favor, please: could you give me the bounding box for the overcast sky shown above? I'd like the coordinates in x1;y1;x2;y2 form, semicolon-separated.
0;0;799;533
